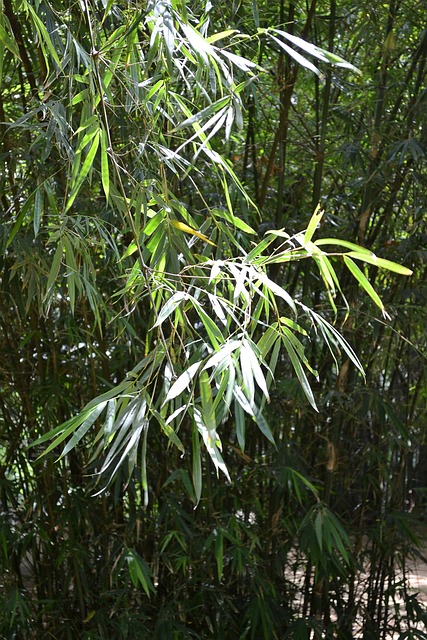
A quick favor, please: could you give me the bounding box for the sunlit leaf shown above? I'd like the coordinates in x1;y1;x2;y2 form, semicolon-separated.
165;361;202;403
344;255;386;313
100;127;110;202
153;291;188;327
66;130;101;212
170;219;216;246
304;205;324;244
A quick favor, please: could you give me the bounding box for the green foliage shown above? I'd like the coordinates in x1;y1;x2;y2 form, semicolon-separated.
0;0;426;638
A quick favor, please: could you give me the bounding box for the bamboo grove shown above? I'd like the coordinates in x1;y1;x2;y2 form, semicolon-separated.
0;0;426;638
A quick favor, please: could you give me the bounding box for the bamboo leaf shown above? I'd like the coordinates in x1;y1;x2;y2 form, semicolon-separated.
192;300;224;349
153;291;187;327
199;371;216;432
256;270;297;315
126;549;155;597
100;127;110;202
66;130;101;212
213;207;256;234
253;405;275;445
26;4;63;71
304;205;324;244
220;49;258;72
0;21;20;58
140;420;150;507
33;188;43;238
234;398;246;450
194;409;230;482
240;342;255;406
203;340;240;371
206;29;238;44
314;238;373;254
269;33;321;76
175;97;230;130
192;423;202;506
314;239;413;275
343;255;385;312
60;402;107;459
347;251;413;276
34;405;98;457
170;219;216;246
75;115;99;136
273;29;361;74
181;22;218;64
281;335;318;411
45;242;64;297
164;361;202;403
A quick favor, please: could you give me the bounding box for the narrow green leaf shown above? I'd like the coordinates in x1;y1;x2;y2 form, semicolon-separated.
257;325;280;358
63;235;81;313
200;371;216;432
288;468;319;499
34;405;96;457
101;422;145;481
347;251;413;276
253;406;275;445
75;115;99;136
302;305;364;376
120;241;138;261
281;335;318;411
126;549;154;597
85;379;131;411
212;369;231;418
175;97;230;130
103;399;116;439
71;88;89;106
207;293;227;326
26;4;63;71
314;239;412;275
0;21;20;58
220;49;257;72
33;188;43;237
269;33;321;76
164;361;202;403
240;343;255;406
234;398;245;450
273;29;361;74
150;408;185;452
343;255;385;311
153;291;187;327
140;420;150;507
206;29;237;44
60;402;107;459
0;41;3;87
144;211;165;236
233;385;254;417
193;300;224;349
7;194;34;247
257;270;297;315
45;242;63;297
213;207;256;234
192;423;202;506
314;238;373;254
100;127;110;202
181;22;218;64
66;130;100;212
304;205;324;244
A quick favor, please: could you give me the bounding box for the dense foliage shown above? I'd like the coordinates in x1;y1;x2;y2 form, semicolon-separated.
0;1;426;638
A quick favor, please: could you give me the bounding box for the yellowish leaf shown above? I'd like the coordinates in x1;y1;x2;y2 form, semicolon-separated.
170;219;216;246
